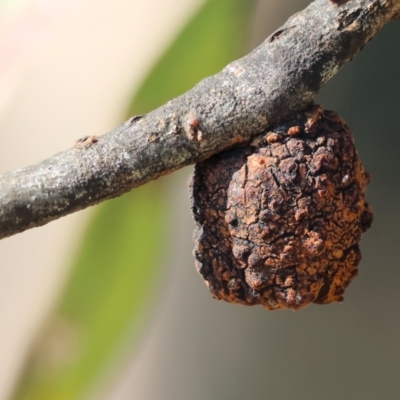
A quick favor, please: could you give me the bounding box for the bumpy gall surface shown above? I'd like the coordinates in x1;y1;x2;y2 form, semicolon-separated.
190;106;372;311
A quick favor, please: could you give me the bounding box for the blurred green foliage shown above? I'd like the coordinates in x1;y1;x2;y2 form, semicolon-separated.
128;0;254;115
16;182;166;400
14;1;255;399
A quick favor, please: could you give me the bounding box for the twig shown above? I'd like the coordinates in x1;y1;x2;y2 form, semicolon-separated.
0;0;399;240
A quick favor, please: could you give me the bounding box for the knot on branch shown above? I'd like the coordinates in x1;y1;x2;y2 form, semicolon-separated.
190;105;372;311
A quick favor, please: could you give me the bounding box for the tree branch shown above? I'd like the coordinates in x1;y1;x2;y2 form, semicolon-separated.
0;0;399;240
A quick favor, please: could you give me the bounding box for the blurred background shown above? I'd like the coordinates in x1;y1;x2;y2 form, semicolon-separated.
0;0;399;399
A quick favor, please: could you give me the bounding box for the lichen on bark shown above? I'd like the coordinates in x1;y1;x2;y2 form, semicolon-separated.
190;105;372;311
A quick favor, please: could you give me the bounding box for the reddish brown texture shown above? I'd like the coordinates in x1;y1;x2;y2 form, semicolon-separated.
74;135;99;149
190;106;372;311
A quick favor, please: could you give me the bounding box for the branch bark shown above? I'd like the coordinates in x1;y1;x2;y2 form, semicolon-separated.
0;0;399;240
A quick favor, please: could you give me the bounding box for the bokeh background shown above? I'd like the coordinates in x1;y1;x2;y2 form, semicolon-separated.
0;1;399;399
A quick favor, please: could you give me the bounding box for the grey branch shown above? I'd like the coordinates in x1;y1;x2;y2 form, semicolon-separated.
0;0;399;240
